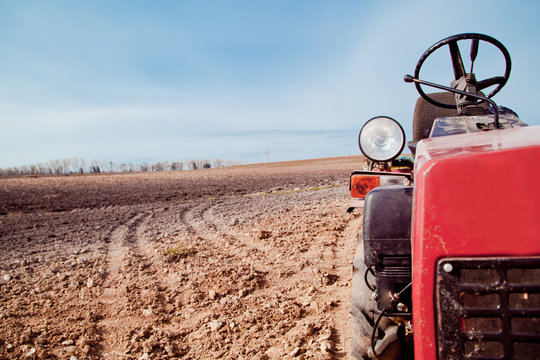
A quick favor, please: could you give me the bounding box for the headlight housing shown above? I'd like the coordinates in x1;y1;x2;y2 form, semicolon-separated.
358;116;405;162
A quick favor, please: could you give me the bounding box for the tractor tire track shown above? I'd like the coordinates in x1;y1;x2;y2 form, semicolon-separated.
201;204;273;255
95;211;160;358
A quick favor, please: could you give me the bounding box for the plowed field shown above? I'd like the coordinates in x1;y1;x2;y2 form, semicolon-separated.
0;156;364;360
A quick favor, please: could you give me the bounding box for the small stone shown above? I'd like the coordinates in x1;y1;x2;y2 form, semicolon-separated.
208;289;216;300
304;323;315;336
318;328;332;341
6;343;13;352
20;333;32;344
86;278;94;288
2;274;11;282
70;356;79;360
320;340;332;353
26;348;36;357
164;344;175;355
142;338;155;353
142;308;153;317
77;336;89;347
37;348;50;359
98;268;106;276
62;339;75;346
35;335;48;345
257;231;271;240
139;353;149;360
65;345;78;353
81;345;91;355
290;347;301;357
208;319;223;331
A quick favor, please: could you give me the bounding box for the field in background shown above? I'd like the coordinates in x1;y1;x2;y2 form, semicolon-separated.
0;156;364;359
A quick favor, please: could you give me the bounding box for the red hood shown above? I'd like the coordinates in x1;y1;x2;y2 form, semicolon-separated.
411;125;540;359
415;125;540;171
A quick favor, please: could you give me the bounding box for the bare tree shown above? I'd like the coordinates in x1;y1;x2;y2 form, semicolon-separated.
79;158;87;173
72;157;85;173
162;161;171;171
140;162;150;172
213;159;224;168
152;162;164;172
171;161;183;171
90;160;101;173
48;160;63;174
62;158;72;174
187;160;212;170
36;162;46;174
1;156;241;177
108;159;115;173
187;160;198;170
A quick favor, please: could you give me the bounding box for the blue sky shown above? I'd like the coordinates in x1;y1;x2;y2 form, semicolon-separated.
1;0;539;168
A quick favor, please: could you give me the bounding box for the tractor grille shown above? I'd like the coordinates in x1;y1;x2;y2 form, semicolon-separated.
436;257;540;359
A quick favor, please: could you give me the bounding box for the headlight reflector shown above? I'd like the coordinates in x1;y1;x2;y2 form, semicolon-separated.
358;116;405;162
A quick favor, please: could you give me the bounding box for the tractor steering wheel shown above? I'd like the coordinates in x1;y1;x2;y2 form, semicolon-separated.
413;33;511;109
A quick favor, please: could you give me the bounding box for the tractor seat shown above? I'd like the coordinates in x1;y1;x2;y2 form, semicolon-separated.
412;92;458;141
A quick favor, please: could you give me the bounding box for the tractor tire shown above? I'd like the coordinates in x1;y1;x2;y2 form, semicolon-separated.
351;231;403;360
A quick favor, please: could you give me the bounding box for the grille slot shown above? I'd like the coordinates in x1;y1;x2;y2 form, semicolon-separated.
436;257;540;359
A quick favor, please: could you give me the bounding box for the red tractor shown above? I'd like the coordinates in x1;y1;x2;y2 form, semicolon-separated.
349;33;540;359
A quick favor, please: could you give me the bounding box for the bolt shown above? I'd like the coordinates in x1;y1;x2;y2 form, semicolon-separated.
396;303;408;312
442;263;453;273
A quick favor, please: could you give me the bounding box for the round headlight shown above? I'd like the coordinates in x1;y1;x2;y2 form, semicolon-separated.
358;116;405;162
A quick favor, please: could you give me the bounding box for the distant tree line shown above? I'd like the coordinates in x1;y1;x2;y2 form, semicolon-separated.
0;157;240;176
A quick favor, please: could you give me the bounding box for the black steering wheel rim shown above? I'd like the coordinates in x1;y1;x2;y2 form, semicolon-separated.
414;33;512;109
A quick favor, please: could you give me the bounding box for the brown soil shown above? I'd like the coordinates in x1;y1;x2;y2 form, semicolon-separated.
0;156;364;360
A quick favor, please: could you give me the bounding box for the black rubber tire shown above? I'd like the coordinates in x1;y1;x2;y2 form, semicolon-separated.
350;230;403;360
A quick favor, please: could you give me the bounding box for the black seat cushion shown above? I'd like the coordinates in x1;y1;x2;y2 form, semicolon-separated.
412;92;458;141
